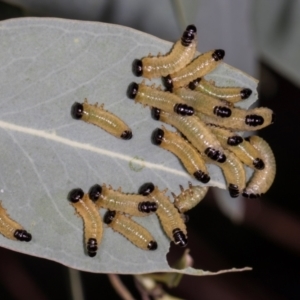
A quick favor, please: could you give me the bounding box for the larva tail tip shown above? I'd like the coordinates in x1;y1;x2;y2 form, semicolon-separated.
151;128;164;145
132;59;143;76
103;210;116;224
253;158;265;170
138;182;155;196
88;184;102;202
212;49;225;61
148;241;158;250
151;107;161;120
127;82;139;99
162;75;173;91
194;171;210;184
68;188;84;203
71;102;84;120
228;184;240;198
121;130;132;140
240;88;252;99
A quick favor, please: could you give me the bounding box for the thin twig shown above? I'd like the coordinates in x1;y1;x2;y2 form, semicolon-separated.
68;268;84;300
108;274;136;300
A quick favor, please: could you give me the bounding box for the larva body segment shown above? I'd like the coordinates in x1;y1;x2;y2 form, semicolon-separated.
151;126;210;183
89;184;157;217
133;25;197;79
189;77;252;103
127;82;194;116
152;108;226;163
203;150;246;198
163;49;225;91
71;99;132;140
207;125;265;170
68;189;103;257
173;182;209;213
197;106;275;131
0;202;32;242
173;87;232;118
104;210;157;250
138;183;188;247
242;136;276;198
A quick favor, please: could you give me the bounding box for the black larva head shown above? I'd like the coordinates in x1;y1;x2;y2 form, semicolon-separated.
173;228;188;247
162;75;173;92
132;59;143;77
212;49;225;61
228;184;239;198
193;170;210;184
174;103;194;116
103;210;116;224
242;190;260;199
240;88;252;99
245;114;264;126
253;158;265;170
152;128;164;145
188;78;201;90
138;201;158;213
138;182;155;196
181;24;197;46
148;241;158;250
68;188;84;203
213;106;231;118
204;147;226;163
227;135;243;146
87;238;98;257
88;184;102;202
14;229;32;242
151;107;161;120
127;82;139;99
71;102;84;120
121;130;132;140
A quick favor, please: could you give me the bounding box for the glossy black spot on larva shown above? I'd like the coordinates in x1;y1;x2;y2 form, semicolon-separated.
103;210;116;225
162;75;173;91
212;49;225;61
186;24;197;34
240;88;252;99
193;170;210;184
181;24;197;46
14;229;32;242
253;158;265;170
87;238;98;257
213;106;231;118
205;147;226;163
127;82;139;99
174;103;194;116
229;184;239;198
152;128;164;145
138;201;157;213
188;78;201;90
121;130;132;140
88;184;102;202
148;241;158;250
138;182;155;196
173;228;188;247
71;102;84;119
151;107;161;120
68;188;84;203
132;59;143;77
244;137;250;142
227;135;243;146
242;191;259;199
271;113;276;124
245;114;264;126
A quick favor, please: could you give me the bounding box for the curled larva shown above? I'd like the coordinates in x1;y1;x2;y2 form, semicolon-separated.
127;82;194;116
173;87;232;118
172;182;209;213
138;183;188;247
189;77;252;103
68;188;103;257
132;24;197;79
151;126;210;183
71;99;132;140
162;49;225;91
0;201;32;242
196;106;275;131
104;210;158;250
242;136;276;198
203;150;246;198
151;107;226;163
89;184;157;217
207;125;265;170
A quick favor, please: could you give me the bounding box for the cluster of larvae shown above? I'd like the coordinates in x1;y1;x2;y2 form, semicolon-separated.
67;182;201;257
127;24;276;199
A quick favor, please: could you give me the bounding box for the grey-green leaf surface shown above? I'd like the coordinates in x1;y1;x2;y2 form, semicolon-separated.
0;18;256;274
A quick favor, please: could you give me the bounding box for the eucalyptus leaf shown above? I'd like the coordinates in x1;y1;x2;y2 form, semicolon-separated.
0;18;256;274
